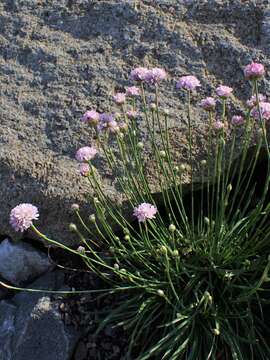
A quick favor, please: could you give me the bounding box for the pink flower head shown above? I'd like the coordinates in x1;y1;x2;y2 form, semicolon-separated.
81;110;100;125
10;203;39;232
176;75;201;91
200;97;216;111
79;163;90;177
127;110;137;119
244;62;265;81
213;120;224;131
251;102;270;121
107;120;120;133
100;113;114;123
145;68;167;85
75;146;97;162
126;86;140;97
231;115;245;126
119;121;128;132
246;94;266;109
130;67;148;82
133;202;157;223
216;85;233;99
113;93;126;105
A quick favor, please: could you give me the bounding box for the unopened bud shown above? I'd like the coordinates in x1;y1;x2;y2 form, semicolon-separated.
69;223;77;232
227;184;232;192
114;263;119;270
150;103;157;111
204;217;210;226
201;159;207;166
124;234;130;241
180;164;186;171
137;142;144;150
159;150;166;158
77;246;85;254
89;214;96;223
174;166;179;173
213;328;220;336
160;245;167;254
157;289;164;297
169;224;176;232
109;246;115;253
71;203;80;211
172;249;179;257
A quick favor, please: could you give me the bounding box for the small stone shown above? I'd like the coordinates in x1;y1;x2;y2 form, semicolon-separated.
0;238;54;286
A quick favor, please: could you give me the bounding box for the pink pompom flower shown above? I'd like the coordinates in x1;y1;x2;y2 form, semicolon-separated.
75;146;97;162
213;120;225;131
107;120;120;133
200;97;216;111
176;75;201;91
144;68;167;85
113;93;126;105
231;115;245;126
127;110;137;119
130;67;148;82
216;85;233;99
10;203;39;232
81;110;100;125
79;163;90;177
244;62;265;81
133;203;157;223
251;102;270;121
246;94;266;109
126;86;140;97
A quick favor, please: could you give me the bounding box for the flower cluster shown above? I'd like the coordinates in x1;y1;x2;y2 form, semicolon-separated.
10;203;39;232
130;67;167;85
133;203;157;222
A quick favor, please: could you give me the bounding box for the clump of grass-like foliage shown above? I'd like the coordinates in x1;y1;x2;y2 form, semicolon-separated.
5;62;270;359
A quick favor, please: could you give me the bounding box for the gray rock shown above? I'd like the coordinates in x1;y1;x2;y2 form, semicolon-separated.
0;272;78;360
0;1;269;246
0;238;53;285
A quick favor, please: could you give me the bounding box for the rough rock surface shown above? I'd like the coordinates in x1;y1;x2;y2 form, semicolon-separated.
0;238;53;285
0;271;78;360
1;0;270;245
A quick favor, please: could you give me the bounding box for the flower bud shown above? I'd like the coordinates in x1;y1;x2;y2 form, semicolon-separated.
123;228;129;235
77;246;85;254
169;224;176;232
160;245;167;254
124;234;130;241
157;289;165;297
150;103;157;111
201;160;207;166
109;246;115;253
227;184;232;192
174;166;179;173
89;214;96;223
213;328;220;336
137;142;144;150
159;150;166;158
204;217;210;226
180;164;186;171
172;249;179;257
114;263;119;270
69;223;77;232
71;203;80;211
